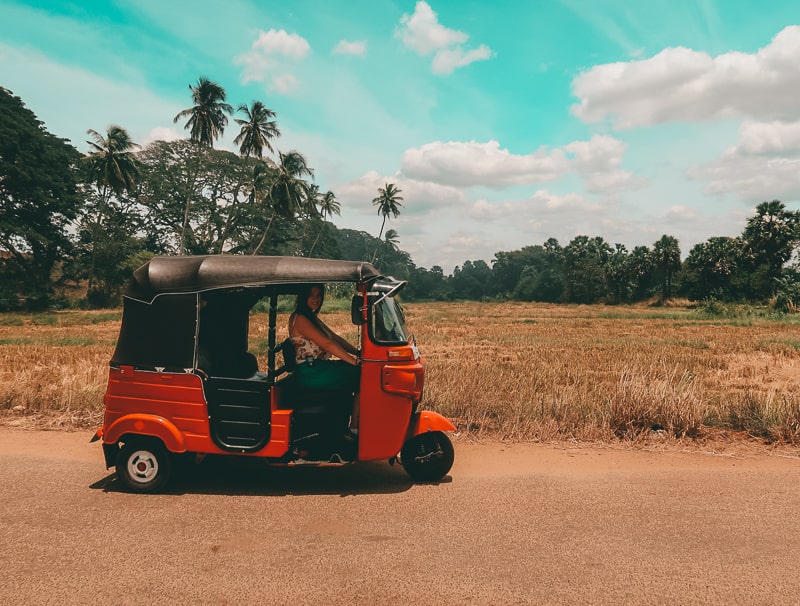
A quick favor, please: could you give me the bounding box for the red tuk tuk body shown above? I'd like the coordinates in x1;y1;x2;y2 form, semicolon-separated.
95;255;455;493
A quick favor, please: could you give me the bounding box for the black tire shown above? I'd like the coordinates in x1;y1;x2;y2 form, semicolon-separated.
400;431;454;483
115;439;172;494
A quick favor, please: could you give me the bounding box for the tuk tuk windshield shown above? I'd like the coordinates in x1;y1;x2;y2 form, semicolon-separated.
371;295;409;344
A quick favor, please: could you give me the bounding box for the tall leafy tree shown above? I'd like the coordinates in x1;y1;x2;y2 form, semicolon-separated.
740;200;799;298
173;78;233;253
563;235;612;303
371;183;403;262
173;77;233;148
682;236;743;301
308;189;341;256
0;87;82;309
605;243;631;303
85;126;140;199
218;102;280;253
451;260;494;299
82;125;140;302
383;229;400;250
626;245;655;301
372;183;403;240
136;140;257;255
233;100;280;160
252;150;314;255
651;234;681;301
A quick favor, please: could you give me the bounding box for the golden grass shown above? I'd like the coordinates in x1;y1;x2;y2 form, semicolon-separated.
2;303;800;445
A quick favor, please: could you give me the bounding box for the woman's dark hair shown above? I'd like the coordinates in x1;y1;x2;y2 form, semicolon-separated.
294;284;325;323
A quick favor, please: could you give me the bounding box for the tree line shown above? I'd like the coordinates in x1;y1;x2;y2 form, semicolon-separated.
2;82;800;310
413;206;800;309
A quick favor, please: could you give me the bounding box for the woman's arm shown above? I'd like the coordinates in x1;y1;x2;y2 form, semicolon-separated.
293;314;359;365
324;321;359;355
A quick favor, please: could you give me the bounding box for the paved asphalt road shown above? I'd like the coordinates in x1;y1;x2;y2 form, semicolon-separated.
1;428;800;605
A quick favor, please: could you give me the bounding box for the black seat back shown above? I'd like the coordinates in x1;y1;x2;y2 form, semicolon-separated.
274;338;296;376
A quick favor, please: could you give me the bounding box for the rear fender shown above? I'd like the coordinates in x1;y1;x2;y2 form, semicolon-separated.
406;411;456;439
103;414;186;453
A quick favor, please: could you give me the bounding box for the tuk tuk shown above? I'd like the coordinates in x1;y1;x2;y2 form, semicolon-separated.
93;255;455;493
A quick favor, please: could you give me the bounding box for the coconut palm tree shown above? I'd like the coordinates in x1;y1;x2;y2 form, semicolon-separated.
251;150;314;255
173;77;232;253
85;125;140;201
371;183;403;262
318;190;340;220
84;125;140;294
384;228;399;250
233;100;280;160
651;234;681;301
308;190;341;256
173;77;233;148
372;229;400;266
372;183;403;240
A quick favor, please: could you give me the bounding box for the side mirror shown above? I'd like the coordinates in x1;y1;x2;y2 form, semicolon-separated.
351;295;365;325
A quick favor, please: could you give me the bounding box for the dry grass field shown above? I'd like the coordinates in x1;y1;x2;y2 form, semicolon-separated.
2;302;800;445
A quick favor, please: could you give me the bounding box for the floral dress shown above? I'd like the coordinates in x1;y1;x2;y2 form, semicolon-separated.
290;335;331;365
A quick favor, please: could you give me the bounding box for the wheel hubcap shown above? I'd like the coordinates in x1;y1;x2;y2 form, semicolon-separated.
127;450;158;483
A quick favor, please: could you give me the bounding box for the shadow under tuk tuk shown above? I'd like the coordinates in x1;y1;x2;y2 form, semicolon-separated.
90;456;448;497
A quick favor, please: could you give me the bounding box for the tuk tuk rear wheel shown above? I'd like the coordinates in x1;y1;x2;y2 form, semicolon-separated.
116;439;172;494
400;431;454;483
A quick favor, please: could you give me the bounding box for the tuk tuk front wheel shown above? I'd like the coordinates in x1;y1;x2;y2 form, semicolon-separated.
400;431;454;483
116;439;172;494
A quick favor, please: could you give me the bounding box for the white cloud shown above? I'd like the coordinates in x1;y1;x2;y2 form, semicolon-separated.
571;25;800;129
273;73;300;95
564;135;646;193
235;29;310;94
690;152;800;201
333;40;367;57
401;136;644;193
402;140;568;187
335;170;467;215
432;44;493;75
690;119;800;200
439;232;500;265
469;198;519;219
252;29;310;58
663;205;700;222
397;1;493;74
737;120;800;155
468;191;601;226
398;1;466;54
528;189;602;212
141;126;183;146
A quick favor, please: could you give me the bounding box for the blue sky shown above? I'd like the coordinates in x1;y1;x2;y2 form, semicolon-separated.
2;1;800;271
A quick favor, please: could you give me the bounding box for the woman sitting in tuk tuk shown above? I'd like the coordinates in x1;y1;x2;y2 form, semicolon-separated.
289;284;360;432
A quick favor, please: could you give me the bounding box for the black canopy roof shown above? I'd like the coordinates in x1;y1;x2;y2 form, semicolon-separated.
127;255;382;301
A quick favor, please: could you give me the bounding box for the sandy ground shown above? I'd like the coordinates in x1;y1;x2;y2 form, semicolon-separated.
2;428;800;605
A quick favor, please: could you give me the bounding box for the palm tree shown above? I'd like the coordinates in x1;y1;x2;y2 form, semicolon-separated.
318;190;340;220
84;125;140;294
652;234;681;301
85;125;140;201
308;190;341;256
372;183;403;240
372;229;400;266
371;183;403;262
216;102;280;253
384;228;399;250
173;77;232;253
233;100;280;160
741;200;799;295
252;150;314;255
173;77;233;148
